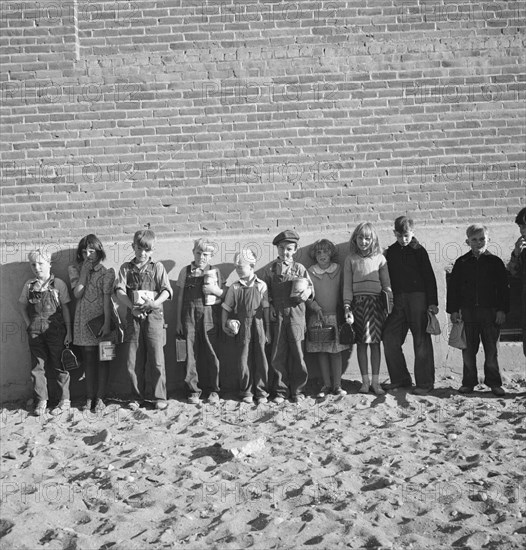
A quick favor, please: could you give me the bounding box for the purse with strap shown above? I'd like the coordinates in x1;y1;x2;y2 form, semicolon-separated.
339;323;355;346
308;323;335;343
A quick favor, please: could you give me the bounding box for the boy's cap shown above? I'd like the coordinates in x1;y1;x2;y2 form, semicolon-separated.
272;230;300;246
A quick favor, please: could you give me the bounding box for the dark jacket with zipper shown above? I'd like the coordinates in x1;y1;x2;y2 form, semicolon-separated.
446;250;510;314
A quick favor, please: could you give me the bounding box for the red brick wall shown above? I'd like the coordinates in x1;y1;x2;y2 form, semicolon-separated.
1;1;524;243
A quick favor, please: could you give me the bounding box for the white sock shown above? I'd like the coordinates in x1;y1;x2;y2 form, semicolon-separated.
372;375;380;386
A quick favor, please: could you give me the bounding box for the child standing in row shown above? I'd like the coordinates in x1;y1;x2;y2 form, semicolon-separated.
19;249;72;416
262;230;313;403
175;238;224;405
508;207;526;357
222;250;271;404
447;224;509;396
115;229;172;410
69;235;115;412
382;216;439;395
343;224;392;395
307;239;349;397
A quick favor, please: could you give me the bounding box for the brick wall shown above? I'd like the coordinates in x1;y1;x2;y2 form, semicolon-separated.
1;1;524;243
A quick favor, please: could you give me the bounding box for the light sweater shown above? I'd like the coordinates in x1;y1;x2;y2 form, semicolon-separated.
343;253;391;305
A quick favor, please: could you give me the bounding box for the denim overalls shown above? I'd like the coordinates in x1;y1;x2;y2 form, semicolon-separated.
27;276;70;401
237;282;269;399
123;261;166;402
268;261;308;398
182;265;220;397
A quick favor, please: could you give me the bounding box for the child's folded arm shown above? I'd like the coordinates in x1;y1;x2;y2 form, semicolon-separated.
68;265;84;298
142;289;171;311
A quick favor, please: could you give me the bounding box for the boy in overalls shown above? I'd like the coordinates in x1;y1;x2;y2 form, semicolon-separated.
18;249;72;416
115;229;172;410
175;238;225;405
262;230;314;403
222;250;271;404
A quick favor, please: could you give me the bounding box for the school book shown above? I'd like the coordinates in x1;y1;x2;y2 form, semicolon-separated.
381;290;392;315
86;299;124;343
86;314;115;339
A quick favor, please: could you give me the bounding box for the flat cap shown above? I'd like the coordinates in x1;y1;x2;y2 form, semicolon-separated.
272;229;300;246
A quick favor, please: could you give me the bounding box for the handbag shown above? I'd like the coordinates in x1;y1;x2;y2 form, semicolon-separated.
426;311;441;335
448;320;467;349
339;323;355;346
61;343;80;371
308;323;335;343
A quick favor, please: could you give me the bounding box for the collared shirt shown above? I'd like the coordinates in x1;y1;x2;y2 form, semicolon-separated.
222;275;269;313
261;258;312;283
176;262;224;289
310;263;339;277
115;257;172;299
19;274;70;306
272;258;294;276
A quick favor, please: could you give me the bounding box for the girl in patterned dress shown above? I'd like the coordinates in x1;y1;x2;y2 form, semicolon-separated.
343;223;392;395
306;239;349;397
69;235;115;411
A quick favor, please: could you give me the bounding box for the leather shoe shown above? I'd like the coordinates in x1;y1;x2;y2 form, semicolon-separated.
413;387;433;395
382;381;412;391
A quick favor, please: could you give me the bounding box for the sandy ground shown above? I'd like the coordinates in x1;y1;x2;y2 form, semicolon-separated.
1;369;525;550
